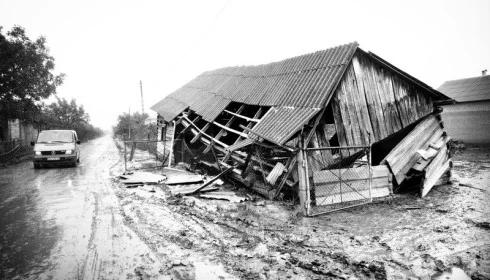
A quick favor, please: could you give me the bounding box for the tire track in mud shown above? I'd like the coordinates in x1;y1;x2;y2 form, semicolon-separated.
116;193;241;278
79;191;100;280
113;148;490;279
120;181;406;279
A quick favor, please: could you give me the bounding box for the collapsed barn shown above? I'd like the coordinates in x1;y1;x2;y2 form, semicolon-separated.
151;42;452;215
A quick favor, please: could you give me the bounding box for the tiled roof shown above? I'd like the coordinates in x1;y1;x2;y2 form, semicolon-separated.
151;42;359;122
438;75;490;102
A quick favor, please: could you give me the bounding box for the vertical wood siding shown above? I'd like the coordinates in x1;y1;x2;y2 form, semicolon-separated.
331;52;434;147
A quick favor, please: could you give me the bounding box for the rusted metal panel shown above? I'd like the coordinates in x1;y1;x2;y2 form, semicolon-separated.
250;107;320;145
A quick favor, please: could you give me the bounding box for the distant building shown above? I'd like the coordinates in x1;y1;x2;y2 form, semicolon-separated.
438;72;490;144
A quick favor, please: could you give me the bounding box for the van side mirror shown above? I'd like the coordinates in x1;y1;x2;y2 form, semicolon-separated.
30;141;35;146
76;140;81;144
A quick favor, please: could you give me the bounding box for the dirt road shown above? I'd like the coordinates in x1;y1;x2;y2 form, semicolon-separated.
1;136;489;279
0;136;164;279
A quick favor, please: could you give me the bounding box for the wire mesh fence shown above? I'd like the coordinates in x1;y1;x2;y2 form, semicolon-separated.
122;139;167;171
305;145;374;216
0;139;33;163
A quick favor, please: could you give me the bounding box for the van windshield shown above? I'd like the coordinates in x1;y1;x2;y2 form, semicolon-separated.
37;131;73;143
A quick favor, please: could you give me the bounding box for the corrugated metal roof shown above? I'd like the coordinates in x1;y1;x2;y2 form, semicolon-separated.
150;97;188;122
250;107;321;145
438;75;490;102
199;95;232;122
151;42;359;122
226;138;255;152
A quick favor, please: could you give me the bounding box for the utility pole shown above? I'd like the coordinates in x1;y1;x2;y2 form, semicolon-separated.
140;80;144;114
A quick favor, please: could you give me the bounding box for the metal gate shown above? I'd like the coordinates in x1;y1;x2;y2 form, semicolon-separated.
304;145;378;216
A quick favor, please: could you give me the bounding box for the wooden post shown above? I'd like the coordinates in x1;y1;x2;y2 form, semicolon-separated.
162;124;167;166
168;120;176;168
123;136;127;172
297;136;309;216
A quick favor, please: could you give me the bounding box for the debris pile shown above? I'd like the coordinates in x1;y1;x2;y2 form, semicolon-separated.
165;167;247;202
382;114;451;196
118;167;248;203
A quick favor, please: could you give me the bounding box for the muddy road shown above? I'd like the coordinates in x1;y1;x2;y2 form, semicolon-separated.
0;136;163;279
0;136;489;279
115;147;490;279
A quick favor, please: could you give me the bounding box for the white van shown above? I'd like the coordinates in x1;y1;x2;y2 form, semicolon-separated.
31;130;81;168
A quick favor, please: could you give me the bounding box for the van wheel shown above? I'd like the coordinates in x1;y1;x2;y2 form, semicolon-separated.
34;163;41;169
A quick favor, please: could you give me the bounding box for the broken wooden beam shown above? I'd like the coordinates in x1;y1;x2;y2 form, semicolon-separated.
189;166;234;195
382;114;445;185
223;109;260;123
421;145;451;197
213;121;249;138
191;123;210;144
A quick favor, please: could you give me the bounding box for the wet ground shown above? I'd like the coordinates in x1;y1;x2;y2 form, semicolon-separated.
0;136;163;279
0;137;489;279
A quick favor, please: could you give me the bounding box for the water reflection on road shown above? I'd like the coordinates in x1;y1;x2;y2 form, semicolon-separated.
0;136;163;279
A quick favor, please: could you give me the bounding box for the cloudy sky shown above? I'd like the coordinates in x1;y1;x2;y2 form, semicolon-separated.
1;0;489;128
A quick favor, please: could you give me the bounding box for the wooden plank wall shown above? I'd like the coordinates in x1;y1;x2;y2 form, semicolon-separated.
330;52;434;148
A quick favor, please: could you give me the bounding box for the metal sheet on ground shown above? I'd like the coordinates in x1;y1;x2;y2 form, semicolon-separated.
165;174;203;185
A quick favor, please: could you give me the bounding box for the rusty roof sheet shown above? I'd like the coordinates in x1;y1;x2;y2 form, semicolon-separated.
151;42;359;122
438;75;490;102
250;107;321;145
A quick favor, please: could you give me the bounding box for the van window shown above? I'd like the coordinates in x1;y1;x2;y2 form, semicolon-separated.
37;131;74;143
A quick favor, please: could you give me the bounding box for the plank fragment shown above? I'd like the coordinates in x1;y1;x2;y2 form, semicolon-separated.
382;114;445;185
421;145;450;197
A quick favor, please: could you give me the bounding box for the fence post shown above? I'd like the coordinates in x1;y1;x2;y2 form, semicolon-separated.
168;120;175;168
297;137;309;216
162;124;167;166
123;137;127;172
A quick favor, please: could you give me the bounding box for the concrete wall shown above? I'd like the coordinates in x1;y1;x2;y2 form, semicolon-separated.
6;119;38;144
442;100;490;144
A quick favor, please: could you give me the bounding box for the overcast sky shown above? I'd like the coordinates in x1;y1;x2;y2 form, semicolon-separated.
1;0;489;128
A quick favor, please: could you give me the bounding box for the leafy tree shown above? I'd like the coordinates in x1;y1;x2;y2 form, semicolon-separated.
39;97;103;141
0;25;64;120
41;98;89;127
113;112;151;139
113;112;157;159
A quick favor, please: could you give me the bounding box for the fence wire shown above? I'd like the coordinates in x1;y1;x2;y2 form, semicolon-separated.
0;140;33;163
122;139;167;171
